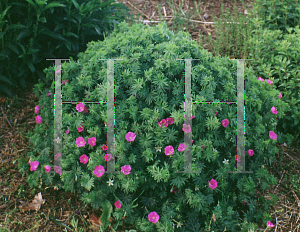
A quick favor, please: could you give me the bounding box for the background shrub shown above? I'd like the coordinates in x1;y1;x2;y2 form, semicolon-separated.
0;0;133;97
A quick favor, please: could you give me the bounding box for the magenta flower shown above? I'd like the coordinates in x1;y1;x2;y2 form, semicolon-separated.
78;124;84;132
82;105;89;115
148;212;160;224
208;179;218;190
182;124;191;133
166;117;174;125
201;145;205;149
47;91;51;97
55;153;61;160
80;154;89;164
125;132;136;142
66;126;69;134
278;93;282;98
165;145;174;156
269;131;277;140
88;137;96;147
76;137;86;147
30;161;39;171
121;165;131;175
35;106;40;114
214;112;218;116
235;155;241;162
248;149;254;156
258;77;264;82
44;165;51;173
172;186;179;194
93;165;105;177
178;143;187;152
36;115;42;124
271;106;277;114
115;200;121;209
266;79;273;85
222;119;229;128
158;119;167;127
104;154;112;161
54;166;62;175
267;221;275;228
102;144;108;151
76;102;85;112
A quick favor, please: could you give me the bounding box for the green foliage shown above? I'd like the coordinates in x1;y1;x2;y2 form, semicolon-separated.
0;0;133;98
246;22;300;143
21;21;289;231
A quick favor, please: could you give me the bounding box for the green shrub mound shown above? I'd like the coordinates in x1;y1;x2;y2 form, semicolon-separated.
21;21;291;231
246;25;300;143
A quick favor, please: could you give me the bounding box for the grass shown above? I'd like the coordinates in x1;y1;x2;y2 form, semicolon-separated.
1;0;300;231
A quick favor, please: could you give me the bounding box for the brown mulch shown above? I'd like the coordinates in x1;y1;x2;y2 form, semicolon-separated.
1;0;300;231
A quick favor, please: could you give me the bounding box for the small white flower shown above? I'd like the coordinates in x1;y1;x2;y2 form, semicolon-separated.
53;137;61;144
155;147;162;152
223;159;229;165
177;222;182;228
107;179;114;186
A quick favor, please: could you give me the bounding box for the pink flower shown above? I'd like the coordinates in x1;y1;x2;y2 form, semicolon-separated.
267;221;275;228
102;144;108;151
54;166;62;175
222;119;229;128
76;102;85;112
88;137;96;147
182;124;191;133
278;93;282;98
47;91;51;97
35;106;40;114
266;79;273;85
30;161;39;171
125;132;136;142
208;178;218;190
172;186;179;194
271;106;277;114
158;119;167;127
76;137;86;147
248;149;254;156
166;117;174;125
115;200;121;209
27;160;32;164
93;165;105;177
66;129;69;134
269;131;277;140
165;145;174;156
121;165;131;175
178;143;187;152
36;115;42;124
235;155;241;162
80;154;89;164
104;154;112;161
214;112;218;116
258;77;264;82
188;115;196;120
44;165;51;173
148;212;160;224
82;106;89;115
201;145;205;149
55;153;61;160
78;124;84;132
